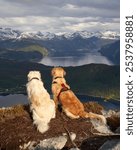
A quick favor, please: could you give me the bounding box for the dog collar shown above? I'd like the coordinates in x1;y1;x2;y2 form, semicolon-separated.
29;77;40;82
57;84;70;100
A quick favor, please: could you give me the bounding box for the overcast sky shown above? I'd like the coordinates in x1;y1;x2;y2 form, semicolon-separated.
0;0;120;33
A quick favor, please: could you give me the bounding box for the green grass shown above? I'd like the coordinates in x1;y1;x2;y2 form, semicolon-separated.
19;45;48;56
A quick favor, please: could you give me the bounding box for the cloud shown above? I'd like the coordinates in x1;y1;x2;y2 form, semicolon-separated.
0;0;120;33
0;16;119;33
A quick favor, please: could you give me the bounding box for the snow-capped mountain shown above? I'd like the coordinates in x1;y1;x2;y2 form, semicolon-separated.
0;27;120;65
18;31;57;40
100;31;120;39
0;27;21;40
59;31;94;39
0;27;119;41
57;30;119;40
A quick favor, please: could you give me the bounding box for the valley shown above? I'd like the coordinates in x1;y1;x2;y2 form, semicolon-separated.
0;28;120;102
0;28;120;64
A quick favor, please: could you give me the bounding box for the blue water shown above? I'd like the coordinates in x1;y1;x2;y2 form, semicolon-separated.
0;94;119;110
77;95;119;110
39;53;113;67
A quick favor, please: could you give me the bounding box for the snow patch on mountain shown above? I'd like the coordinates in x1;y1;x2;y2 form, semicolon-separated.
0;27;119;41
57;30;119;40
101;31;120;39
0;27;21;40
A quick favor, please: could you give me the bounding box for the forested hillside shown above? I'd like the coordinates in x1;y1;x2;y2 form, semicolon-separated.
0;59;119;99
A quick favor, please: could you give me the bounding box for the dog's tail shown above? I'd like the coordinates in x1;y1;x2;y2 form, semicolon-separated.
35;120;49;133
79;111;106;124
32;110;49;133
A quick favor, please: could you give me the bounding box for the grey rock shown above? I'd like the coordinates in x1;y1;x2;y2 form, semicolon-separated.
115;127;120;134
34;136;67;150
62;132;76;141
90;119;113;135
70;132;76;141
102;110;120;118
99;139;120;150
69;148;80;150
19;141;36;150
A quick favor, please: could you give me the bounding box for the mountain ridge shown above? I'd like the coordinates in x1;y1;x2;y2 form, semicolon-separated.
0;27;120;41
99;40;120;65
0;27;120;64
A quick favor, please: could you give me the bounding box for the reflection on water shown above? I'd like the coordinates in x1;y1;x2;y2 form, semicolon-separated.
39;53;113;66
0;94;119;110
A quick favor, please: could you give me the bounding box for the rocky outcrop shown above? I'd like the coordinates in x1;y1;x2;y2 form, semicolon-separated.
0;102;120;150
20;135;68;150
90;119;113;135
99;139;120;150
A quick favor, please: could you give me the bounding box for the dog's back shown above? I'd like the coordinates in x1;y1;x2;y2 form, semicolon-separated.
59;90;85;114
26;71;55;133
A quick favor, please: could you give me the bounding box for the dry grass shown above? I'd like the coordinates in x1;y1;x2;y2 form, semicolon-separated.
83;102;104;114
0;102;103;122
0;104;29;122
0;102;120;150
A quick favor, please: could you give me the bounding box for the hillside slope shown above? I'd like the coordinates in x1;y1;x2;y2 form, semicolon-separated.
0;29;119;61
0;102;120;150
0;59;119;99
0;40;48;62
99;40;120;64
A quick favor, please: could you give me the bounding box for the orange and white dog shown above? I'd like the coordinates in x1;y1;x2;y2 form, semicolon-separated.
26;71;55;133
51;67;106;124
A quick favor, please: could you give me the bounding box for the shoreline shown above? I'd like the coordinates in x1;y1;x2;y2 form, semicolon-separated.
0;93;120;110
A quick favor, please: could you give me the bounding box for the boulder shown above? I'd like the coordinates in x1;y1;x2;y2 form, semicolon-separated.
102;110;120;118
20;136;67;150
34;136;67;150
90;119;113;135
99;139;120;150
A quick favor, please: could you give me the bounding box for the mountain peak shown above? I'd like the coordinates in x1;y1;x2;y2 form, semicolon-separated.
0;27;119;40
101;31;120;39
0;27;21;40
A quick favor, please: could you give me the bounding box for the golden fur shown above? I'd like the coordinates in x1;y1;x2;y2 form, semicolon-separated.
51;67;106;123
26;71;55;133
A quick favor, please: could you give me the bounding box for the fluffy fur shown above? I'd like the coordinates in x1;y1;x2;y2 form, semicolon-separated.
51;67;106;124
26;71;55;133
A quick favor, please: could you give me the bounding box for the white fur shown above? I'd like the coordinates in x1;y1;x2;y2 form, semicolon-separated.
89;112;106;124
26;71;55;133
63;108;79;119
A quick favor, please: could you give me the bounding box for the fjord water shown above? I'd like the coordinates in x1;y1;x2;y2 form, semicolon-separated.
39;53;113;66
0;94;119;110
0;53;116;109
0;94;28;107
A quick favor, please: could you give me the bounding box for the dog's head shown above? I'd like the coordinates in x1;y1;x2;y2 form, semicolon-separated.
51;67;66;78
27;71;41;81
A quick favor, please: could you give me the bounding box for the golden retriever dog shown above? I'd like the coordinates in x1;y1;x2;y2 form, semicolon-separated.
26;71;55;133
51;67;106;124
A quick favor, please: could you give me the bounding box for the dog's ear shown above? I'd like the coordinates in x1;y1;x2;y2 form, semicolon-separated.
27;71;32;81
51;68;55;76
